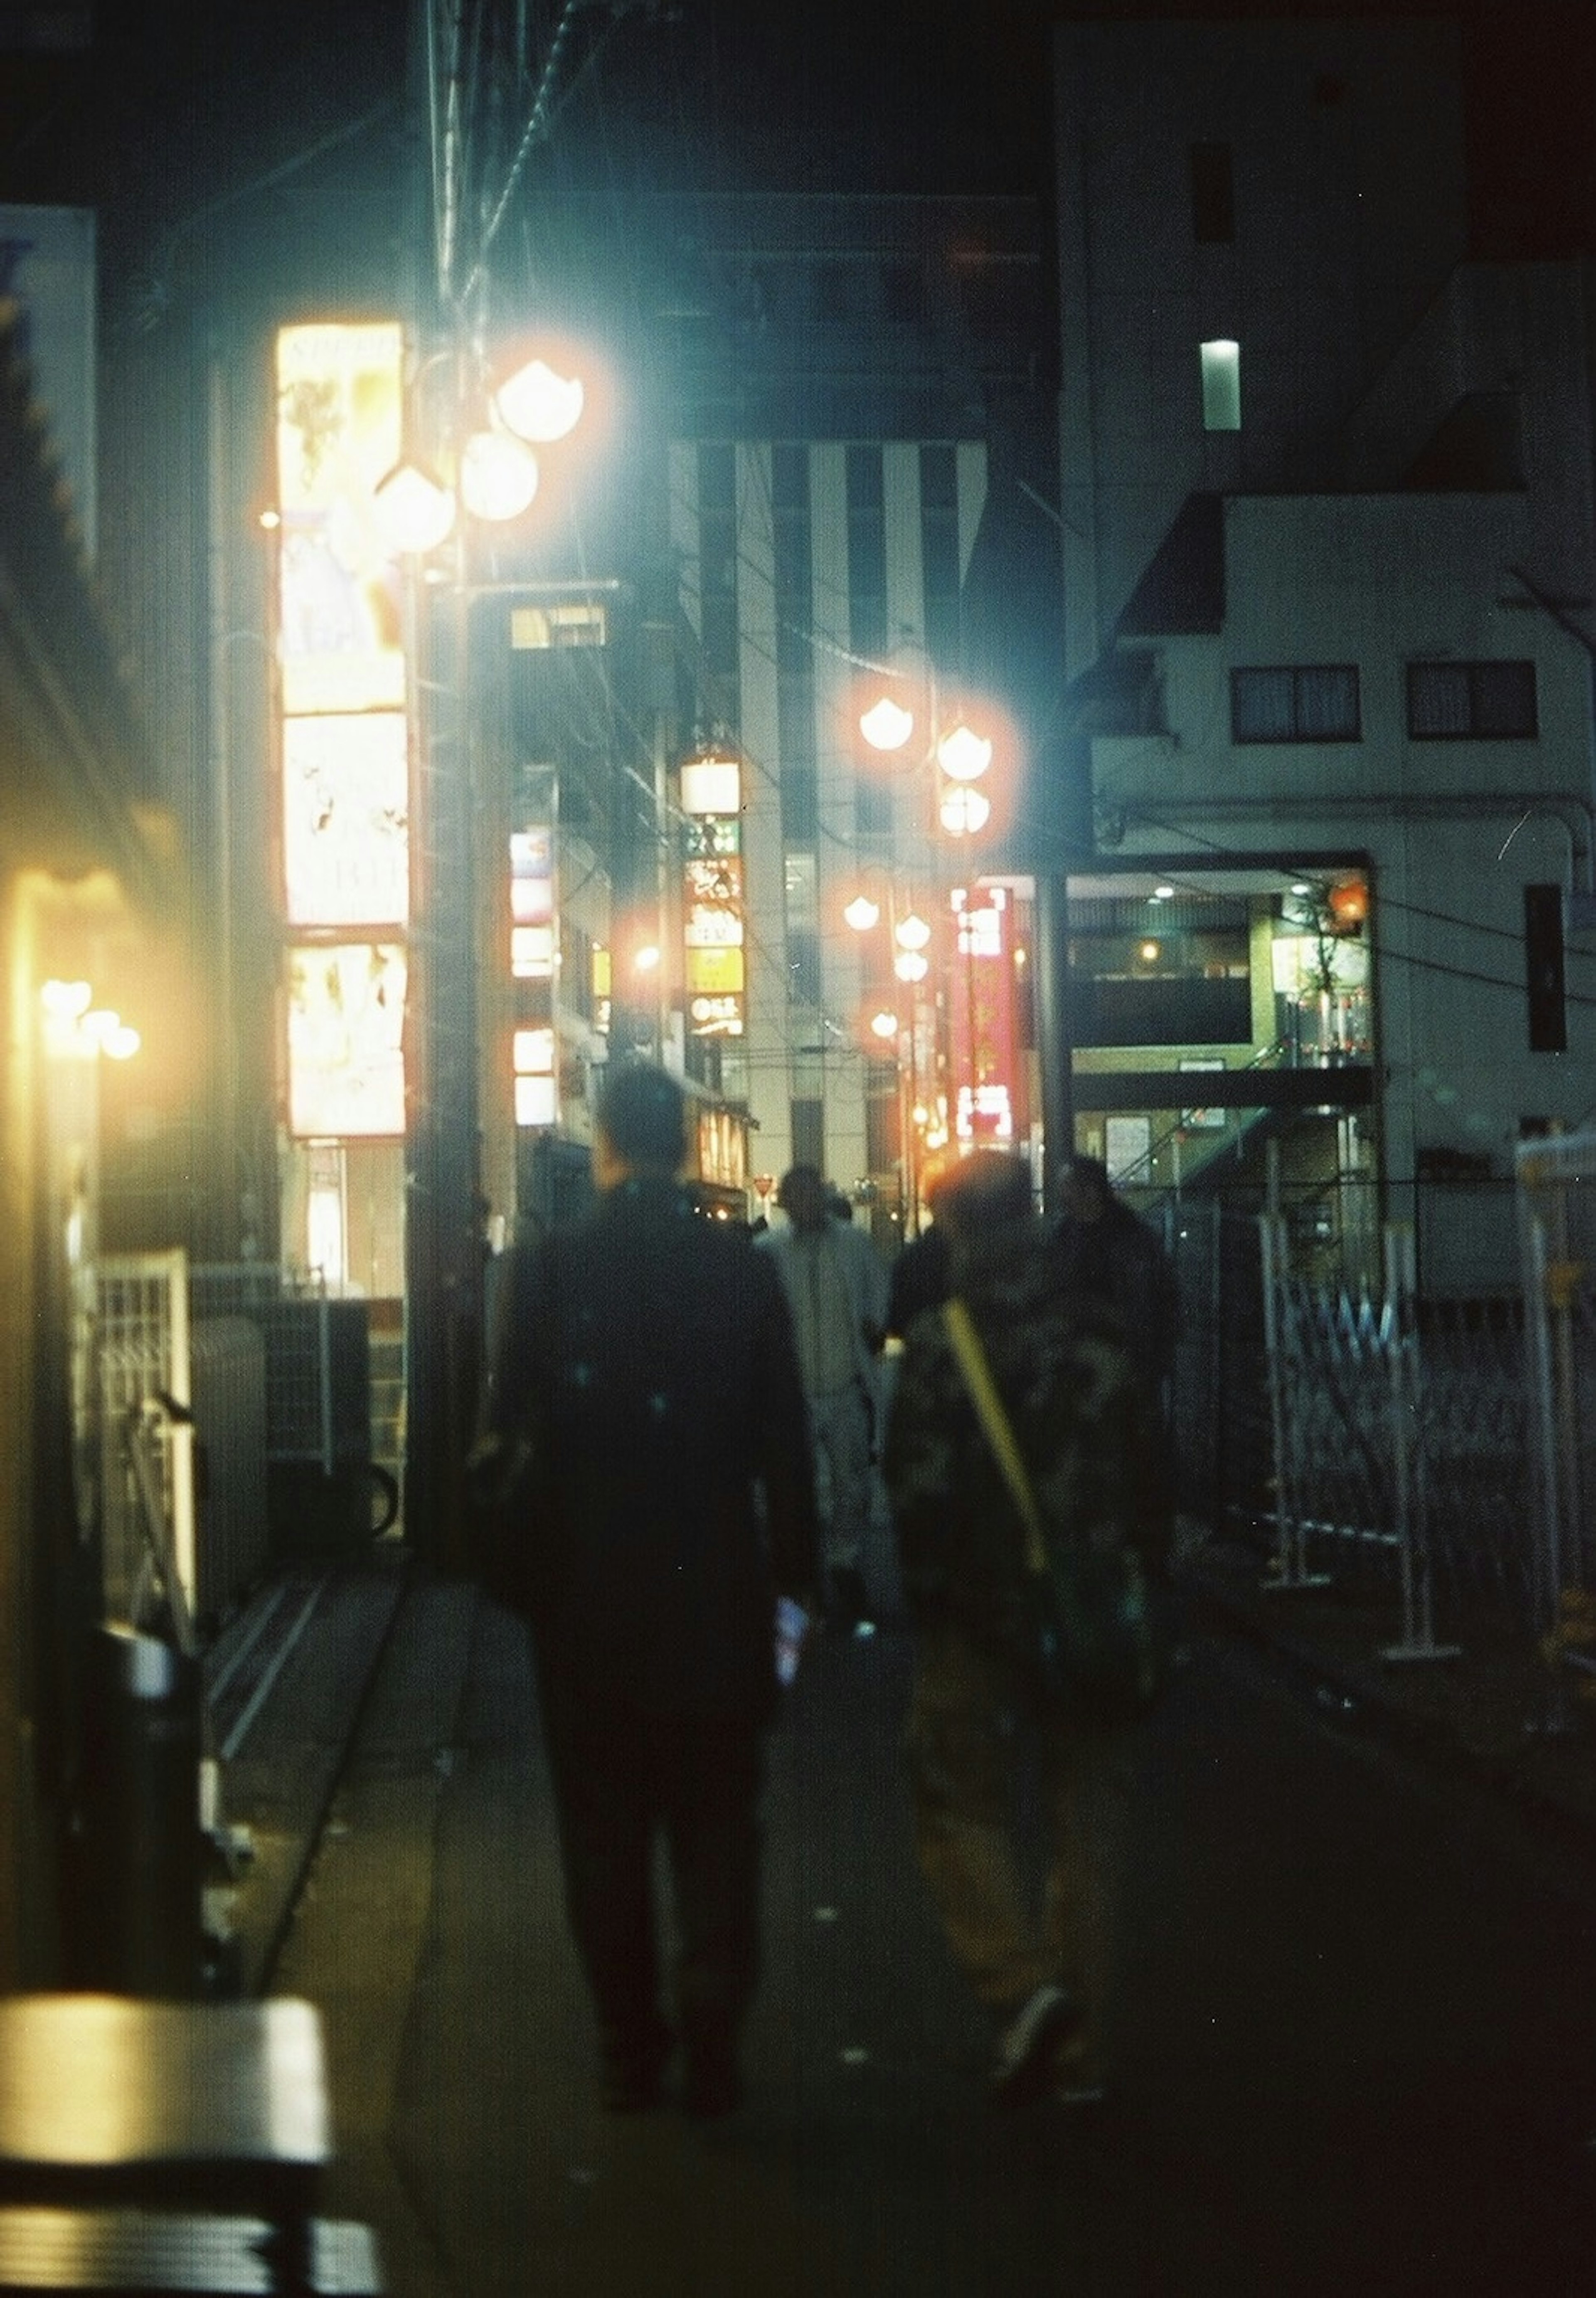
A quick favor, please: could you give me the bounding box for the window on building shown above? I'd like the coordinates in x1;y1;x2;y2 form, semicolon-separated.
1231;665;1360;743
921;443;961;664
784;850;820;1009
791;1097;824;1172
847;446;892;837
1200;339;1241;431
698;443;739;682
1190;143;1234;243
1406;659;1538;739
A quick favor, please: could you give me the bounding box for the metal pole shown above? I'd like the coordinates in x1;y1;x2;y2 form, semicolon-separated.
1382;1222;1460;1662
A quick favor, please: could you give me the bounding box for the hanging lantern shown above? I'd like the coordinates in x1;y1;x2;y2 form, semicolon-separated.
1327;879;1369;934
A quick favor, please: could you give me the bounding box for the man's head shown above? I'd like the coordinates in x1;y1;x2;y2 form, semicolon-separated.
776;1164;829;1234
926;1150;1033;1245
1059;1153;1113;1225
594;1061;686;1189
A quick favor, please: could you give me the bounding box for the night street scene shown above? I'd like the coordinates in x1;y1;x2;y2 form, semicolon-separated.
3;0;1596;2291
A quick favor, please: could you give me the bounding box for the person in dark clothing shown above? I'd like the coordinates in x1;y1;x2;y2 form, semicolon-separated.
885;1217;953;1342
1050;1154;1179;1405
476;1061;819;2118
1051;1153;1180;1533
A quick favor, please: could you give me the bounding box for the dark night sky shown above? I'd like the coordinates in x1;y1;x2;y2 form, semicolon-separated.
3;2;1593;264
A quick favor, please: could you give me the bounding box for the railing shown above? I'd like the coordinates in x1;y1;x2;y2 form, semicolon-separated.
1168;1200;1536;1666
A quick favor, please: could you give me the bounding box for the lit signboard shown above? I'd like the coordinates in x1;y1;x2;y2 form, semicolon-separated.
949;885;1017;1145
680;754;744;1037
282;711;408;927
272;321;413;1159
286;942;407;1139
275;323;406;716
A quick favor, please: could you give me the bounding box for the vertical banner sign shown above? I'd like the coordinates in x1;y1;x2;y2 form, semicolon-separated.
681;754;745;1037
274;321;409;1137
950;885;1017;1143
510;826;558;1126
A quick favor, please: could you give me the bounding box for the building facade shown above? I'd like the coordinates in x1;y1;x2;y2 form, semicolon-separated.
1053;15;1596;1291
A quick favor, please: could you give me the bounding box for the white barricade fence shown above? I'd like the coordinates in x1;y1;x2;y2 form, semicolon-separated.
1517;1132;1596;1652
1257;1218;1530;1659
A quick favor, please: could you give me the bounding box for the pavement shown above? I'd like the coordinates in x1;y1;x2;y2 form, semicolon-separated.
195;1511;1596;2292
207;1511;1596;1999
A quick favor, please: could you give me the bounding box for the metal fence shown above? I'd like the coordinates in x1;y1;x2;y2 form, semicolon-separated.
189;1266;372;1476
1518;1131;1596;1632
1166;1193;1543;1661
93;1252;195;1631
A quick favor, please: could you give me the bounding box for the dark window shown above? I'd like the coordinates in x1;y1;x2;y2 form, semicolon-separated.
921;443;961;665
1231;665;1360;743
847;446;892;836
787;924;822;1007
791;1097;824;1172
698;443;739;681
1190;143;1235;243
1407;659;1538;739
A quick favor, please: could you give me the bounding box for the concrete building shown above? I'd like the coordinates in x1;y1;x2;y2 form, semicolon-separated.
650;192;1059;1230
1052;15;1596;1291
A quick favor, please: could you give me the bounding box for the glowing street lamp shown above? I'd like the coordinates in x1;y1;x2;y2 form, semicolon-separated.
851;676;1008;843
494;354;585;445
860;695;916;753
458;426;539;523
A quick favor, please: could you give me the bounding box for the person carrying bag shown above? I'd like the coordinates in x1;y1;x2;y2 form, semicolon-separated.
884;1150;1171;2111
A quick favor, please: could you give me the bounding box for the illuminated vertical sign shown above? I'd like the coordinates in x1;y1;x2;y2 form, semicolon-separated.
949;885;1017;1144
681;754;744;1037
510;828;557;1125
285;943;407;1139
273;321;411;1139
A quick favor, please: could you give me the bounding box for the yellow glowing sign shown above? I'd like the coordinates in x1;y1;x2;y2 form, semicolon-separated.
286;942;407;1139
283;712;409;927
685;946;744;996
275;323;406;716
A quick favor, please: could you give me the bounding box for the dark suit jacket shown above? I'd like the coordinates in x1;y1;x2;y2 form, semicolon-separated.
487;1177;818;1720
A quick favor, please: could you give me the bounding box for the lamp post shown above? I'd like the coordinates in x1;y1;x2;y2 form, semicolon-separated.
376;339;589;1566
844;884;937;1234
846;667;1015;1199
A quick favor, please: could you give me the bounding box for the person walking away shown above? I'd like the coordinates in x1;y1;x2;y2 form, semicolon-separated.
475;1061;818;2118
884;1151;1169;2108
1051;1153;1178;1409
757;1164;889;1626
1052;1151;1180;1536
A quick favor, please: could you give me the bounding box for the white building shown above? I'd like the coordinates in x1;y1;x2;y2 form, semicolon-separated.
1052;15;1596;1290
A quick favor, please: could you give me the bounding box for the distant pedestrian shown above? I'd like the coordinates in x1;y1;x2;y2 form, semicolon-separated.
1051;1153;1178;1407
884;1151;1168;2109
758;1163;889;1626
1052;1152;1179;1530
475;1061;818;2118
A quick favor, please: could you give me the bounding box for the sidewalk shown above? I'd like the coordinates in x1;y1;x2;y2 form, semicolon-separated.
212;1519;1596;2009
1177;1520;1596;1851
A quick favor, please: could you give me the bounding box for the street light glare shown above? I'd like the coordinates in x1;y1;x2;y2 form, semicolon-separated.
870;1010;899;1040
940;785;992;836
460;429;540;522
860;696;914;751
894;912;931;951
495;358;585;445
844;895;882;932
936;722;993;781
894;951;930;983
373;458;457;553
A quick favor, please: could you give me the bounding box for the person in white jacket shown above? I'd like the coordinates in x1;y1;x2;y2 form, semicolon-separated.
757;1165;889;1625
